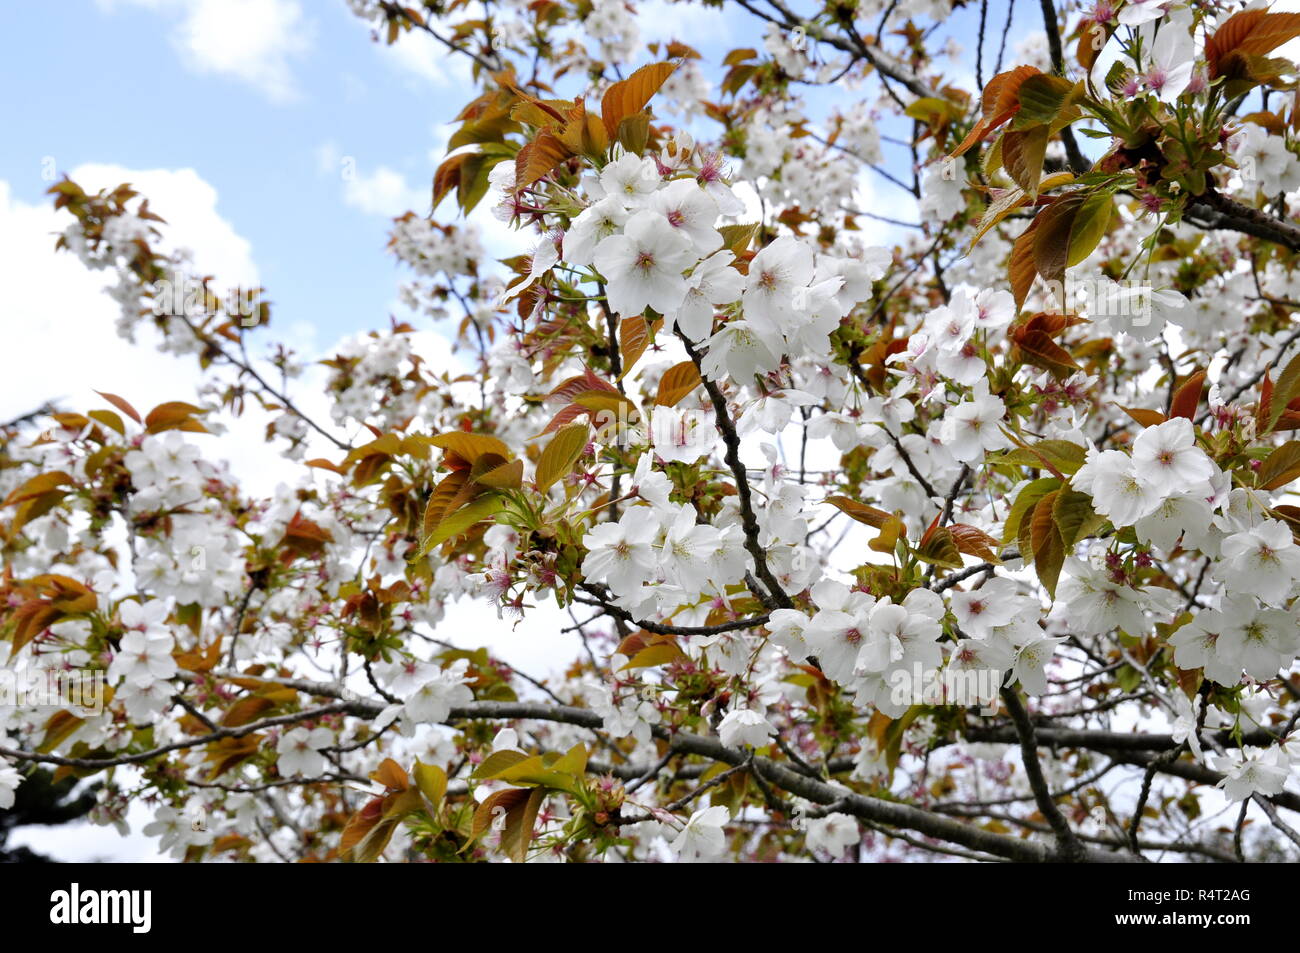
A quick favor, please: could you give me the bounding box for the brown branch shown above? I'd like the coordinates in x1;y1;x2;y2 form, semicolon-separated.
676;330;794;610
1037;0;1089;175
1186;190;1300;253
1000;686;1086;861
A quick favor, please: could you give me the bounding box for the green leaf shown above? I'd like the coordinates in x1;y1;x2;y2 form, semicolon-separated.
550;743;588;780
968;172;1074;252
1054;486;1103;546
535;422;589;494
1002;125;1051;197
413;760;448;807
1029;490;1066;596
1004;477;1060;546
1269;352;1300;431
718;223;759;255
621;642;687;669
1259;440;1300;490
472;749;531;780
991;440;1086;476
1011;75;1079;128
419;493;506;553
1066;189;1114;267
1032;192;1084;289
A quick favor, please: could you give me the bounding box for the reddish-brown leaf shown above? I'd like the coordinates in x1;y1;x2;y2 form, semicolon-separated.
600;62;677;138
655;361;701;407
1169;370;1206;421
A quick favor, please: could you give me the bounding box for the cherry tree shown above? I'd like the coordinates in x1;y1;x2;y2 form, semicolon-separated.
5;0;1300;863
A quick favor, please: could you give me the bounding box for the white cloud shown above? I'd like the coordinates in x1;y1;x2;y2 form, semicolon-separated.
317;142;427;217
373;25;474;89
97;0;313;102
0;167;313;497
635;0;732;46
74;163;260;284
342;165;427;217
0;175;221;424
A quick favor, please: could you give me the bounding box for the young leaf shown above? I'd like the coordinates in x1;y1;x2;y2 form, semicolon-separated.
950;65;1041;157
601;61;677;138
423;494;506;550
95;390;142;424
413;760;448;808
1259;441;1300;490
824;495;893;528
515;129;572;190
1028;490;1066;596
1032;193;1084;290
1169;370;1207;421
1066;190;1113;267
949;524;1002;563
1009;216;1041;310
535;422;589;493
656;361;702;407
1002;125;1050;197
1012;74;1079;127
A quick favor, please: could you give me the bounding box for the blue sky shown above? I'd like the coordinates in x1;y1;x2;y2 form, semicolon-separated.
0;0;471;348
0;0;1048;358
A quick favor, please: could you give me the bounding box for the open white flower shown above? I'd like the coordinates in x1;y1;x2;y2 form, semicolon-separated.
742;235;815;339
941;379;1012;464
562;196;629;266
1133;491;1213;551
1072;448;1162;526
1217;519;1300;606
108;629;178;688
1140;7;1195;104
649;179;722;256
593;211;693;317
676;250;743;341
1011;636;1065;695
599;154;660;204
804;582;879;683
1118;0;1176;26
805;814;860;856
1212;746;1290;802
276;726;334;776
0;759;21;810
972;288;1015;333
1130;417;1215;491
1215;596;1299;681
404;660;475;724
581;506;662;596
1167;607;1244;687
699;319;783;381
670;805;730;862
659;504;719;591
766;608;812;661
949;578;1022;639
718;707;773;748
